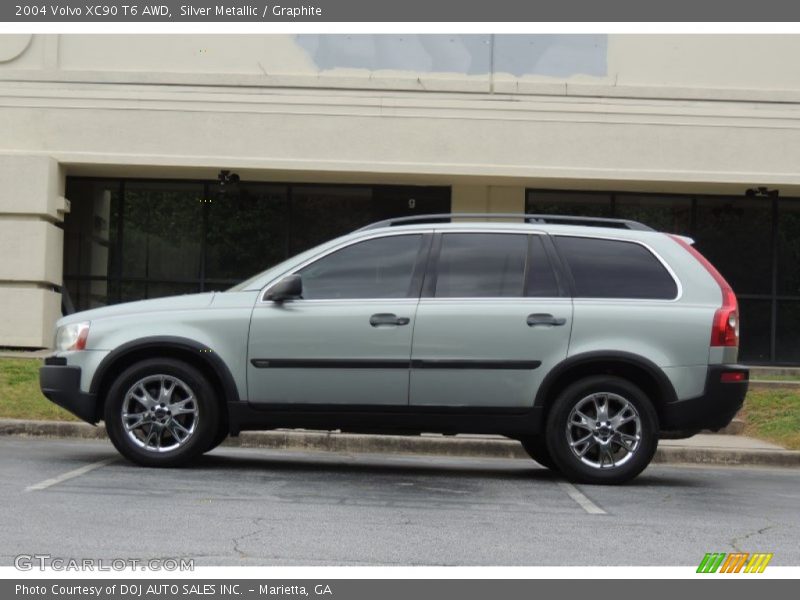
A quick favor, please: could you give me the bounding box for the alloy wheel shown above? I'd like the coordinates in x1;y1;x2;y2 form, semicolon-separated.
565;392;642;469
121;375;199;453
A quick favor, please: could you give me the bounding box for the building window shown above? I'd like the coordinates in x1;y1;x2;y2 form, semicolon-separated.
61;179;117;310
614;194;692;236
527;188;800;365
527;190;612;217
205;183;289;284
693;196;772;296
62;178;450;311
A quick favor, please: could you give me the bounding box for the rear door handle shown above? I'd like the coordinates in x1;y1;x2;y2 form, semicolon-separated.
370;313;410;327
527;313;567;327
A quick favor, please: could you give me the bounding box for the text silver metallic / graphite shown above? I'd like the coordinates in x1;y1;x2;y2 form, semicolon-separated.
179;5;323;18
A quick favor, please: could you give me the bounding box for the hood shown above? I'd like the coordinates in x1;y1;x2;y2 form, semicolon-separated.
57;292;217;327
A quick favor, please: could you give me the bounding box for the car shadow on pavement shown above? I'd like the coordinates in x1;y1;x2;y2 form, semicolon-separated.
195;453;714;489
191;450;709;488
189;451;563;483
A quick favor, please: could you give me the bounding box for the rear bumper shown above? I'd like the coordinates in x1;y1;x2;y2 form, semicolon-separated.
660;364;749;433
39;359;98;424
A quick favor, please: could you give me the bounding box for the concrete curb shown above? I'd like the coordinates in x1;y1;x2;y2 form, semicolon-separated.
1;418;799;468
652;446;800;468
0;419;107;441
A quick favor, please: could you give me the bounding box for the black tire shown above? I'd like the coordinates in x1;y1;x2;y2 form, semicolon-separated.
104;358;220;467
545;375;658;485
519;435;559;471
204;424;229;454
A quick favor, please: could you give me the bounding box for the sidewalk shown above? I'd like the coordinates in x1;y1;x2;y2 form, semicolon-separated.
0;418;798;468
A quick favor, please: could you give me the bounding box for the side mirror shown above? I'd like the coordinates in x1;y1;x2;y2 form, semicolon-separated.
265;274;303;302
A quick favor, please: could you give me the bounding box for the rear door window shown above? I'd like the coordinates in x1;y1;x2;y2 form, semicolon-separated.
554;236;678;299
433;233;559;298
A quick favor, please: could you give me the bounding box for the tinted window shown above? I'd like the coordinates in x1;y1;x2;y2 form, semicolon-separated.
526;235;560;297
299;235;422;299
435;234;528;298
555;236;677;299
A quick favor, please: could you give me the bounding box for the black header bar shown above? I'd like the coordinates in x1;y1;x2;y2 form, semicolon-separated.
4;0;800;22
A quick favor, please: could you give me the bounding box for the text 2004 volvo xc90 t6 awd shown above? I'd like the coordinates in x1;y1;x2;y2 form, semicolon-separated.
40;214;749;484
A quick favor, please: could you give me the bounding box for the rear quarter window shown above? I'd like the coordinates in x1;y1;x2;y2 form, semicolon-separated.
555;236;678;300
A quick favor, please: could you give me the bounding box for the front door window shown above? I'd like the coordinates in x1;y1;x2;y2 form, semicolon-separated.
298;234;423;300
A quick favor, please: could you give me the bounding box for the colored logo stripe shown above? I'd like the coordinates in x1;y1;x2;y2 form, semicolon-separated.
697;552;773;573
744;553;773;573
720;553;749;573
697;553;726;573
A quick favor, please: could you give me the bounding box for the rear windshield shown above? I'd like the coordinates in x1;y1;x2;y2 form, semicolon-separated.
555;236;678;300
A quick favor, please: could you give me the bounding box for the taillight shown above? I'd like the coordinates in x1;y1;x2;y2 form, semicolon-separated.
711;287;739;347
720;371;747;383
669;235;739;347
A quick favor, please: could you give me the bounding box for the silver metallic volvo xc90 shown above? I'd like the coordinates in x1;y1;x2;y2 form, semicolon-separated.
40;214;749;484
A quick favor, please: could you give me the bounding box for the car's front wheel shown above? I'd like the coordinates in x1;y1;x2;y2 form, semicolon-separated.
204;424;229;454
545;375;658;485
104;358;219;467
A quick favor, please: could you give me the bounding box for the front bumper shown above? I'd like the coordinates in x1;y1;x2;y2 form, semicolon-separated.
39;358;98;424
660;364;749;433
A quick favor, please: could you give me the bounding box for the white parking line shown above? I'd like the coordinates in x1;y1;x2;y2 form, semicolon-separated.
24;458;116;492
558;481;607;515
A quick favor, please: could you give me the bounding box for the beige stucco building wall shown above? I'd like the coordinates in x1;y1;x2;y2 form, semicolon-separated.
1;33;800;347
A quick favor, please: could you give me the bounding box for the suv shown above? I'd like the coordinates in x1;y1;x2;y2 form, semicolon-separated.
40;213;749;484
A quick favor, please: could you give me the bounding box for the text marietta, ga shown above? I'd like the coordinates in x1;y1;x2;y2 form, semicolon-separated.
181;5;323;17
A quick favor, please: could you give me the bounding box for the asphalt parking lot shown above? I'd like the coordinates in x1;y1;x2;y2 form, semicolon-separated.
0;436;798;566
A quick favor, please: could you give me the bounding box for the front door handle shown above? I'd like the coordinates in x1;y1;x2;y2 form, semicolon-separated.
370;313;410;327
527;313;567;327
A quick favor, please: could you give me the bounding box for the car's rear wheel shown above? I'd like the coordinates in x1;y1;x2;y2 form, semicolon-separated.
545;375;658;485
104;358;219;467
519;435;558;471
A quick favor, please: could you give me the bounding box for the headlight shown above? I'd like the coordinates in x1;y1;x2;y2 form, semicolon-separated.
55;322;91;351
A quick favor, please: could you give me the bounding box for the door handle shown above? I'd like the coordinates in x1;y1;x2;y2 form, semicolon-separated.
370;313;410;327
527;313;567;327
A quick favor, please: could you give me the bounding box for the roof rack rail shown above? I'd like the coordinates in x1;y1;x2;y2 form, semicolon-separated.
357;213;655;232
